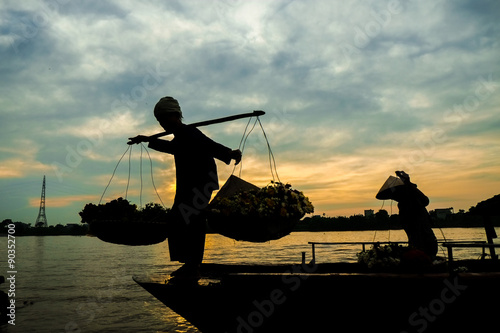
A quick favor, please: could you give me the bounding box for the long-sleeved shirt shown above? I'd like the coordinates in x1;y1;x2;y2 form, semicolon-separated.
397;184;437;256
148;124;233;203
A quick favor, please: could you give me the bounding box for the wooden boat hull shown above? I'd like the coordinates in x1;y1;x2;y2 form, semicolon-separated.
134;262;500;332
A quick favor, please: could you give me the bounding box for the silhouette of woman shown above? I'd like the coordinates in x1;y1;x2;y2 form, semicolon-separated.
377;171;438;258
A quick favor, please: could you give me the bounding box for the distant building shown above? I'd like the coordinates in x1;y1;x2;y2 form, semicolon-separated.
435;208;454;220
364;209;374;218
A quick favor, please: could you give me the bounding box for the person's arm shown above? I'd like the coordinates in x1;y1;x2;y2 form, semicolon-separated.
147;138;175;154
229;149;242;165
127;135;176;154
409;185;430;207
396;171;430;206
192;128;241;165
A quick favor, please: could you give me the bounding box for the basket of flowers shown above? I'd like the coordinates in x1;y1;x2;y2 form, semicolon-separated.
357;243;406;270
79;197;170;246
207;175;314;242
357;242;434;272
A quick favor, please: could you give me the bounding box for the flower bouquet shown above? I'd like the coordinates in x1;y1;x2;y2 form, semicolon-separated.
207;175;314;242
357;242;435;272
80;197;170;246
357;243;406;270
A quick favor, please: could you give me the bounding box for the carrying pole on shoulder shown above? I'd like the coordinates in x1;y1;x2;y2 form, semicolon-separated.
128;110;265;145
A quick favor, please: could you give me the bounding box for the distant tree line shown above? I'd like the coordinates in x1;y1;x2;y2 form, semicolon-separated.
295;194;500;232
0;219;88;236
2;194;498;235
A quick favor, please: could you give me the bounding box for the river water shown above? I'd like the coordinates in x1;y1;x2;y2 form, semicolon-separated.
1;228;497;333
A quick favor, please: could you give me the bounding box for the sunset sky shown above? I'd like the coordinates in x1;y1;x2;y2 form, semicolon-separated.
1;0;499;225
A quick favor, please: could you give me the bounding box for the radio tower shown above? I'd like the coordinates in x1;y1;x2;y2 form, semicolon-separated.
35;175;48;227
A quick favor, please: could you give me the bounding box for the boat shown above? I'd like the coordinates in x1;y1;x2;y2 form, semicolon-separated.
134;240;500;333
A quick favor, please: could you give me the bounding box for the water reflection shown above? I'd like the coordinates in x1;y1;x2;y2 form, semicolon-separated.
34;236;45;270
144;299;199;333
4;229;495;332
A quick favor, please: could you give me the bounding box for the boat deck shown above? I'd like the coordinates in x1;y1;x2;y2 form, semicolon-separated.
134;260;500;333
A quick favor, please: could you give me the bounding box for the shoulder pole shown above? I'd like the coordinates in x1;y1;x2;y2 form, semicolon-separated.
128;110;265;144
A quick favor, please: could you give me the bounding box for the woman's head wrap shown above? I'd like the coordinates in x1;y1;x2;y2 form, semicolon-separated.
154;96;182;118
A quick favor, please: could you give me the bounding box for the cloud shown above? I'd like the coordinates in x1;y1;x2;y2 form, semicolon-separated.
44;110;147;140
0;158;51;178
28;194;98;208
0;0;499;223
0;139;54;178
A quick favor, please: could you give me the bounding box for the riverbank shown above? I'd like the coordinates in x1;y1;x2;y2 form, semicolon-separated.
0;221;88;236
294;213;500;232
3;211;499;236
2;215;499;236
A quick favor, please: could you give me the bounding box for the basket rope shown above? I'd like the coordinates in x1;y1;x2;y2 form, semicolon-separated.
100;115;275;208
232;115;280;183
98;144;166;208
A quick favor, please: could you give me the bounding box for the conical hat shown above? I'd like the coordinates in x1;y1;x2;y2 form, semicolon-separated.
211;175;259;202
376;175;404;200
